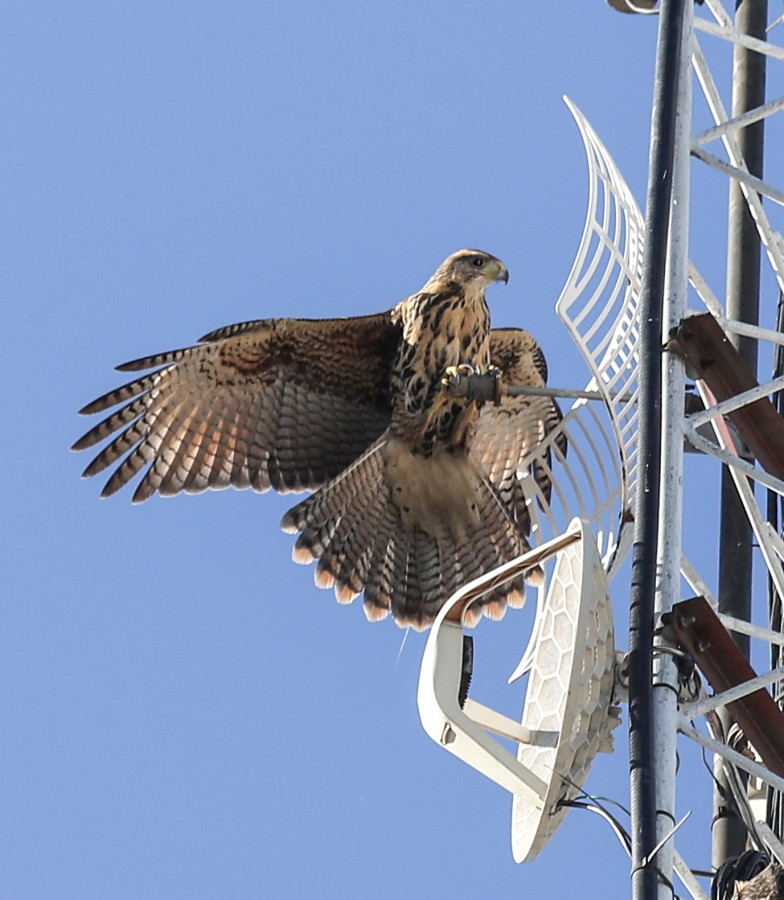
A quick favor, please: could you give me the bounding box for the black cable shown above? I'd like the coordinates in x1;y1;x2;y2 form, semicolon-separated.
561;799;633;857
563;787;715;899
712;850;771;900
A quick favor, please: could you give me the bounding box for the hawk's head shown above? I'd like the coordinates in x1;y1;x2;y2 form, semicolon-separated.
433;249;509;288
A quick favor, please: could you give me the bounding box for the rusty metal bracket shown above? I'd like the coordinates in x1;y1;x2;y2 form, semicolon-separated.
669;596;784;780
675;313;784;480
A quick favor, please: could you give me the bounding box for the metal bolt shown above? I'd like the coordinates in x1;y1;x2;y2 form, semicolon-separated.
441;723;456;745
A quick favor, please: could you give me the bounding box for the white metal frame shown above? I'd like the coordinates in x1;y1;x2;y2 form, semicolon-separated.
417;520;618;863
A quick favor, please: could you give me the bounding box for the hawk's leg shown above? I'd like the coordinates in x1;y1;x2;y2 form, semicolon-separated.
441;364;502;406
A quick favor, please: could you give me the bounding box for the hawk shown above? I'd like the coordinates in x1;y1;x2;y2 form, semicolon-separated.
74;249;565;629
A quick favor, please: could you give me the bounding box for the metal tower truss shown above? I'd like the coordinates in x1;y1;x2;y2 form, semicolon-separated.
617;1;784;896
668;3;784;897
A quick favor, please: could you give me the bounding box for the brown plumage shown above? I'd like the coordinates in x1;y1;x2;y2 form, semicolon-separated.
73;249;564;629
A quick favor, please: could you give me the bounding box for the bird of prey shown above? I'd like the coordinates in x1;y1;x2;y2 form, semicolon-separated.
74;249;565;629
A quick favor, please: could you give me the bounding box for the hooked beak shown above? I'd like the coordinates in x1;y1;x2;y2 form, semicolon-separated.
493;262;509;285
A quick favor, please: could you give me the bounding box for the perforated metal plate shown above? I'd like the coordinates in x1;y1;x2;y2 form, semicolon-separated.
511;522;617;863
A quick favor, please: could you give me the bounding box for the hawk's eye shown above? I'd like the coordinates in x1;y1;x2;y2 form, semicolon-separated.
472;257;485;268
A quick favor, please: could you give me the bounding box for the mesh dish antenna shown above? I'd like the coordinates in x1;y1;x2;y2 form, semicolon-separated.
508;97;645;580
417;519;619;862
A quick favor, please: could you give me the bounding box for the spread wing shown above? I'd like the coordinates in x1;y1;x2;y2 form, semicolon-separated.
473;328;566;532
73;314;401;503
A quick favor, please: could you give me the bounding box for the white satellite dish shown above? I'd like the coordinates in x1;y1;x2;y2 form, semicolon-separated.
417;519;619;862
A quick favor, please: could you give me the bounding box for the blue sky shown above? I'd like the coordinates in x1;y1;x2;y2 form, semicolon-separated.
5;3;782;898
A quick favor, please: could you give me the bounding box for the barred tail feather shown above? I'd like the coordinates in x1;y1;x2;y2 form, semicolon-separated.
280;436;543;630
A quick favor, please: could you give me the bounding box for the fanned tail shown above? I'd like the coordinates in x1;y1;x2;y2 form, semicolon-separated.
280;436;542;629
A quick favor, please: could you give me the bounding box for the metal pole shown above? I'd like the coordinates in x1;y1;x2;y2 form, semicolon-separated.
653;3;693;897
629;1;687;897
713;0;768;870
